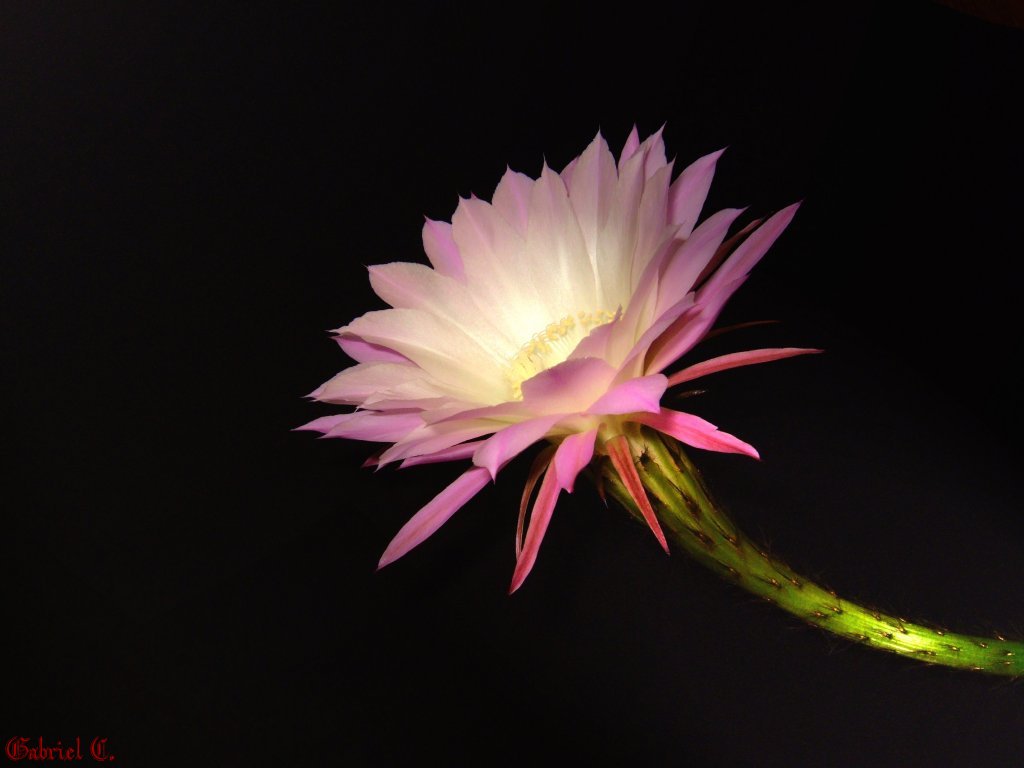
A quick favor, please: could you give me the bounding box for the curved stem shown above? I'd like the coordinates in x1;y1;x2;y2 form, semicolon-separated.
600;427;1023;677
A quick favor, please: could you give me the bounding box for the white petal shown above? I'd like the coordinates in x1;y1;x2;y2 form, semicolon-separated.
341;308;509;403
565;132;617;297
525;165;599;314
492;167;533;236
310;362;426;405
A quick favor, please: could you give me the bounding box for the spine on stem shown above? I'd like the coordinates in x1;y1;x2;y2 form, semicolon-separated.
600;427;1023;677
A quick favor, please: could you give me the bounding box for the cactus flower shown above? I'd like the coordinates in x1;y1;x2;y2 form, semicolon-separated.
301;127;814;592
300;127;1024;677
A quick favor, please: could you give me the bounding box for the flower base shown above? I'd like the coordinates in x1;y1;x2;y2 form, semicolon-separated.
601;428;1023;677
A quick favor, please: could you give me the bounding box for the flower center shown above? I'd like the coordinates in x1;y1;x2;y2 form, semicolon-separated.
506;310;616;399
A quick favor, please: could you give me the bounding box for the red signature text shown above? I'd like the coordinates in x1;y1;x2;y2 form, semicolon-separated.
4;737;114;763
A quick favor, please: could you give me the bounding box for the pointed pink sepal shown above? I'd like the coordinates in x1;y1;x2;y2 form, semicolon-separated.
635;409;759;459
509;431;598;592
700;202;801;298
509;460;560;594
667;347;822;387
605;434;669;554
516;447;556;559
293;414;351;433
377;466;491;569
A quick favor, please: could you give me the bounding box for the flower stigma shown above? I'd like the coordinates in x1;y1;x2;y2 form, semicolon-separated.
506;309;617;399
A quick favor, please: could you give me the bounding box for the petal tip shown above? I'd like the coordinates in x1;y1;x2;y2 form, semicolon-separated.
740;442;762;461
471;458;499;483
508;566;528;595
783;200;803;217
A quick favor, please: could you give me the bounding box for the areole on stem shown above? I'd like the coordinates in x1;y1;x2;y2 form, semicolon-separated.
600;426;1024;677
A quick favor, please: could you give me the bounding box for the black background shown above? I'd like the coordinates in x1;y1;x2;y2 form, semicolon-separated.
3;2;1023;765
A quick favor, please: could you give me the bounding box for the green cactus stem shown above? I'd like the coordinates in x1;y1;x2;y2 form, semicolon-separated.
600;426;1023;677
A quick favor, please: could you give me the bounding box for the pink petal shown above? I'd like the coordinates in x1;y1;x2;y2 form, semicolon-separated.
612;234;680;372
294;414;351;434
509;457;560;594
378;418;502;467
699;202;800;299
616;293;696;376
634;409;759;459
655;207;745;317
553;428;598;493
586;374;667;416
644;277;747;375
605;434;669;553
378;466;491;568
399;440;485;468
421;218;465;281
612;141;646;234
568;317;619;361
404;401;471;423
472;415;561;481
517;446;555;558
620;125;641;164
321;411;423;442
691;216;762;291
638;125;668;180
309;362;426;404
423;399;531;426
559;156;578;187
668;147;726;236
335;334;409;364
520;357;617;414
667;347;823;387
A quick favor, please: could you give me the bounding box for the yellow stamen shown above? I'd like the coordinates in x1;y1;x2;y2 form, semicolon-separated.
506;309;616;399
